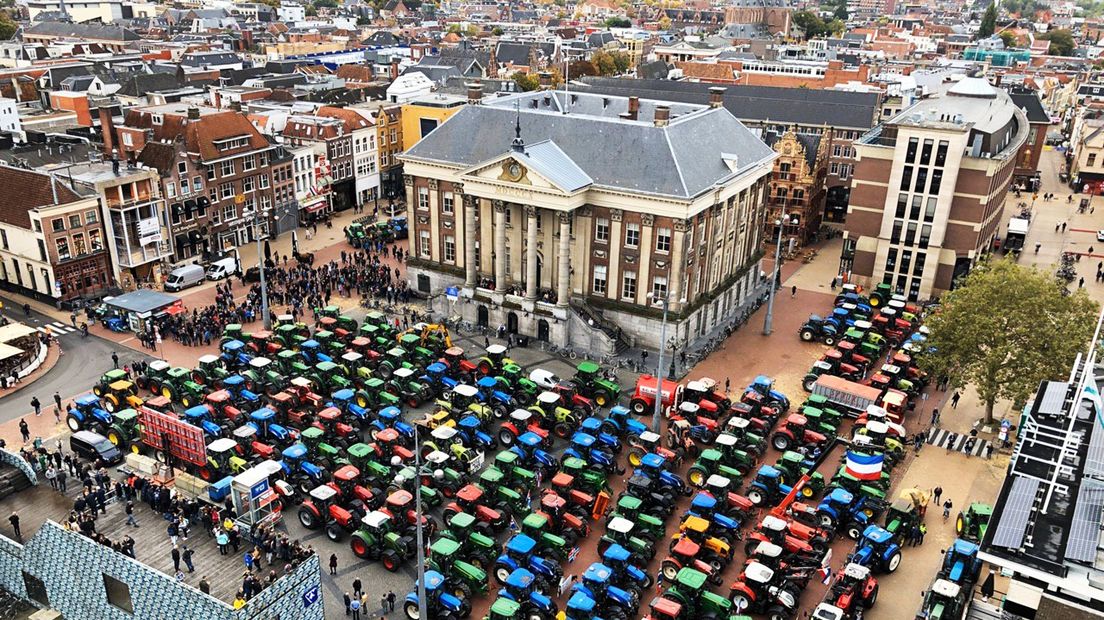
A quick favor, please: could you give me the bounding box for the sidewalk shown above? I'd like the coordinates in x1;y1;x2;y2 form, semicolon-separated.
0;344;60;401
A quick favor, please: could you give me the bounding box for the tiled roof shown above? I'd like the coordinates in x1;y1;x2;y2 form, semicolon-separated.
0;166;83;228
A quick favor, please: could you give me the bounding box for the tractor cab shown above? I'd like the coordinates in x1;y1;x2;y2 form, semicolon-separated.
941;539;982;584
451;383;481;409
205;438;247;479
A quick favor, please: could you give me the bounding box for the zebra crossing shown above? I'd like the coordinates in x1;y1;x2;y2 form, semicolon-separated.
926;427;992;457
35;321;77;336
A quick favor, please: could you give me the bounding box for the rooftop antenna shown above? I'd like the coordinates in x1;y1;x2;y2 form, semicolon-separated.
563;55;569;115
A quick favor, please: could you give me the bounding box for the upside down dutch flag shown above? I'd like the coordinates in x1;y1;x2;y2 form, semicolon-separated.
845;451;884;481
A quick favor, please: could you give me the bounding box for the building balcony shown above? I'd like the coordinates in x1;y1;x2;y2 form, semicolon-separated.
106;195;161;210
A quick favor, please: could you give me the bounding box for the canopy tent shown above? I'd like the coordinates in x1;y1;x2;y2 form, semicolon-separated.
0;323;37;344
0;343;23;361
104;289;179;315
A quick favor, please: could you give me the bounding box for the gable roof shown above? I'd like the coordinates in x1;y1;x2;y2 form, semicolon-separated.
23;21;141;41
1009;89;1051;124
0;166;84;228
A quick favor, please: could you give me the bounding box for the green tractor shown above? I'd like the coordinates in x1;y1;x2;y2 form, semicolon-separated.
868;282;893;308
220;323;247;346
385;367;434;408
135;359;172;394
355;377;402;410
497;363;540;407
275;349;310;377
306;361;353;394
241;357;285;396
160;367;206;408
475;344;514;376
91;369;130;398
190;354;230;387
571;361;621;408
349;510;416;572
300;426;347;471
398;333;437;367
687;449;746;488
377;347;416;380
774;451;825;497
104;408;143;454
426;537;489;600
439;511;498;569
955;502;993;543
274;323;309;349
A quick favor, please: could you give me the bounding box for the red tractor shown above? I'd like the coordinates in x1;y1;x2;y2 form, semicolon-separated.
835;341;872;374
661;536;723;585
546;476;598;519
442;484;508;533
825;562;879;614
328;465;380;514
440;346;478;381
535;491;591;544
743;514;829;558
628;375;682;416
367;428;416;463
731;397;781;433
269;390;313;427
770;414;829;452
285;377;325;410
383;489;439;538
204;390;244;427
312;407;359;446
683;378;731;415
298;484;359;541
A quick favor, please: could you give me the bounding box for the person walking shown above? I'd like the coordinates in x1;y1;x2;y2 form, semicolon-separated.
387;590;395;612
8;512;19;539
951;391;961;408
56;467;66;493
183;545;195;572
931;408;940;425
380;593;388;615
30;396;40;417
18;419;29;444
111;351;119;369
791;285;797;298
125;500;138;527
171;545;182;572
943;499;953;520
933;486;943;505
329;553;338;575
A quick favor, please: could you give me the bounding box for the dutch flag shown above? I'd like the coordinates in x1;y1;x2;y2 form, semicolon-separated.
1084;383;1104;429
844;451;884;481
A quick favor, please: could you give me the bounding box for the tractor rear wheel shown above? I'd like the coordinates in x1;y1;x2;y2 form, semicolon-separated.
864;583;879;608
297;506;320;529
92;384;104;397
629;399;647;415
403;601;420;620
593;389;610;407
381;549;400;572
66;416;81;432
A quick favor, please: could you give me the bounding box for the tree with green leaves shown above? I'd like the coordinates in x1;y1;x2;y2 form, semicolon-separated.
512;72;540;91
1043;29;1076;55
833;3;848;20
979;1;997;38
604;17;631;28
998;30;1018;48
591;50;621;75
0;12;15;40
917;259;1098;424
792;10;828;39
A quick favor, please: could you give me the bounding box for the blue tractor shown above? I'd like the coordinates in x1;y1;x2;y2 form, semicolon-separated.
403;570;469;620
508;432;559;478
366;406;415;443
279;442;327;496
578;416;624;454
219;339;252;368
183;405;225;439
569;562;639;618
494;534;563;591
636;453;691;497
421;362;460;397
597;405;646;440
939;539;982;586
564;591;598;620
247;408;293;445
476;376;518;419
816;487;886;540
499;568;558;620
220;375;261;409
67;394;113;433
329;388;372;428
849;525;902;574
562;432;624;475
747;375;790;413
455;415;496;451
746;464;797;507
601;543;653;594
298;339;333;364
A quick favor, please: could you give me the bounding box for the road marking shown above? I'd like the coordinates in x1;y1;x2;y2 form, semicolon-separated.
927;428;990;456
49;322;75;334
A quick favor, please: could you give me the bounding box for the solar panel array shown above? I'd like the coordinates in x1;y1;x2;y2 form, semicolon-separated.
1068;483;1104;563
1088;420;1104;479
1036;381;1070;417
992;475;1040;549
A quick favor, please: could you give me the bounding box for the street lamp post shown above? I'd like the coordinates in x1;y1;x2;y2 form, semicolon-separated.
413;421;427;619
248;206;272;330
762;216;795;336
652;294;668;433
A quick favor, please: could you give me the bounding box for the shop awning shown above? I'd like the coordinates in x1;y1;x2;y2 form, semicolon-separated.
0;343;22;361
305;202;328;213
0;323;37;343
105;289;180;314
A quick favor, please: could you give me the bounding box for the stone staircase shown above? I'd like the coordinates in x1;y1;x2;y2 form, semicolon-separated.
569;298;629;355
0;461;32;502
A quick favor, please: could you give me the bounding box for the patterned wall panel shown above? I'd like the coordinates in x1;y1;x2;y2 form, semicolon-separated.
0;449;38;486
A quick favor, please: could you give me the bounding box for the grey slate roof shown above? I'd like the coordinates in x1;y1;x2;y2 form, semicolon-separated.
1009;89;1050;124
577;78;881;130
404;91;775;199
402;64;462;84
509;140;593;192
23;21;141;41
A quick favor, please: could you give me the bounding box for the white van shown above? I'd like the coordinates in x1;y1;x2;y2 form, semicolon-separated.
206;257;238;281
164;264;205;291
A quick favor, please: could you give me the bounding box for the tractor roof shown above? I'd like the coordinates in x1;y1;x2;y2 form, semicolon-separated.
603;543;631;563
309;485;337;501
571;432;596;448
575;360;598;374
251;407;275;421
672;536;700;557
567;591;596;613
650;597;681;617
456;484;483;502
540;493;565;511
430;537;460;556
505;534;536;555
207;438;238;453
282;443;307;460
426;362;447;374
757;465;782;479
421;571;446;592
582;563;614;584
486;344;507;356
301;427;324;439
686;380;708;392
951;539;979;556
494;595;523;613
679;401;700;414
333;466;360;482
866;420;889;435
744;561;775;584
931;579;961;598
109;380;133;391
453;384;478;398
863;525;893;544
752;375;773;387
342;351;363;362
223;340;245;351
392;366;413;379
755;542;783;558
726;416;750;430
449;511;476;528
114;408;138;421
639;430;661;443
425;451;450;465
316;361;337;371
616;494;641;509
761;515;788;532
640;453;666;469
75;394;100;406
691;493;717;512
431;425;458;440
829;487;854;504
387;489;414;506
148;359;171;371
969;502;993;516
675;567;707;589
843;563;871;580
250;357;272;368
505;567;535;589
291;377;312;388
318;407;342;421
518;432;543;447
184;405;209;419
715;433;738;448
537;391;559;404
477;376;497;389
682;515;709;533
223;375;244;387
198;355;219;364
607;516;634;534
302;339;320;348
346;443;372;458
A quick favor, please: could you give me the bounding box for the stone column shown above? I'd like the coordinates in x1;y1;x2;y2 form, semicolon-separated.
525;205;538;299
493;200;506;289
557;211;571;305
606;209;623;301
427;178;440;262
463;194;477;288
669;218;690;311
402;174;414;213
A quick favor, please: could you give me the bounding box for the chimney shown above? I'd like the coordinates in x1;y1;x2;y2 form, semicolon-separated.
708;86;726;108
98;105;115;157
627;96;639;121
466;82;483;105
390;58;400;80
187;107;200;120
538;71;552;89
654;105;670;127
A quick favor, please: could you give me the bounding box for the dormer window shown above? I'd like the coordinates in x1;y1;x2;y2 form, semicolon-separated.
152;114;163;126
213;135;251;152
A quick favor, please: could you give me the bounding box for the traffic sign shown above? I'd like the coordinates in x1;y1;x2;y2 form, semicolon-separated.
445;286;459;301
302;584;320;608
